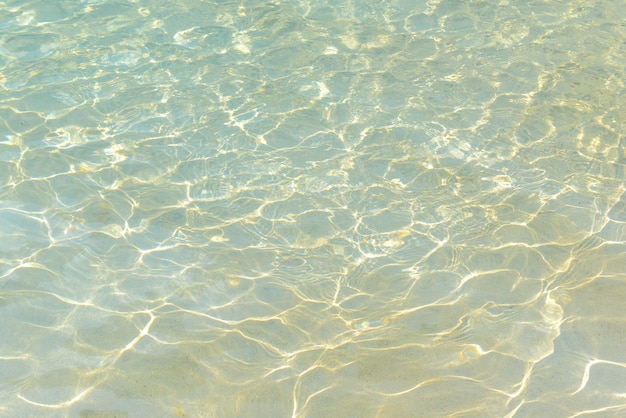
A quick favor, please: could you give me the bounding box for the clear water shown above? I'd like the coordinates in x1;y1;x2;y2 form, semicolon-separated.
1;0;625;416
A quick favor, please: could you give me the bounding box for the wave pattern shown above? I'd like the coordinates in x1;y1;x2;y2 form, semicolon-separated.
1;0;625;416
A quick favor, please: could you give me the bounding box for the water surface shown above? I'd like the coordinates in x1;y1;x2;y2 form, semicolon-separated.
1;0;625;416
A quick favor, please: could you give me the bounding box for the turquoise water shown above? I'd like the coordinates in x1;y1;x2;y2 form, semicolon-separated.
1;0;625;416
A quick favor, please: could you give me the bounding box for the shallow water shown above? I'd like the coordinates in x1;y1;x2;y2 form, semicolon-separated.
1;0;625;416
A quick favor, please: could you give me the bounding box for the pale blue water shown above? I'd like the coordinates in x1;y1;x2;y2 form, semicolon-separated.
1;0;625;417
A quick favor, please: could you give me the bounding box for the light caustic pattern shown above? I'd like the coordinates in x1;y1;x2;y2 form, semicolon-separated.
1;0;626;417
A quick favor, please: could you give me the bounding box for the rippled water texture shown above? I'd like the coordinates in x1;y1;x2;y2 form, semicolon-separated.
1;0;625;416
